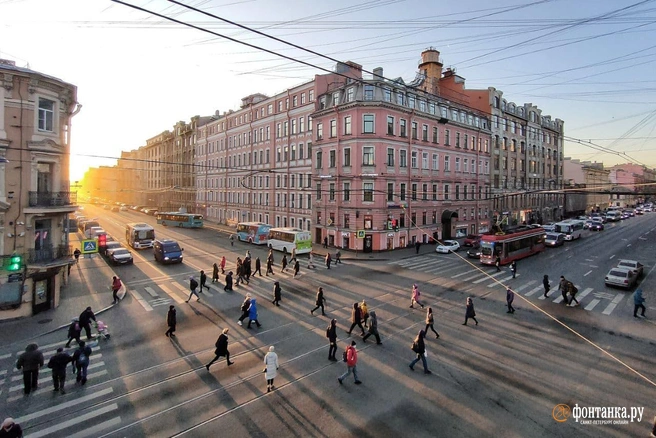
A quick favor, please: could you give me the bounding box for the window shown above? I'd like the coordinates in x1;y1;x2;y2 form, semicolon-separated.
444;184;450;200
316;151;322;169
471;185;476;200
38;98;55;132
344;214;350;228
291;144;296;160
387;116;394;135
308;117;313;132
408;95;415;108
330;120;337;138
472;160;476;174
363;115;374;133
397;91;405;105
419;100;426;112
299;117;305;133
411;122;418;139
387;148;394;166
329;183;335;201
432;127;438;143
317;123;323;140
363;182;374;202
422;183;428;200
444;156;450;172
343;182;350;201
316;182;322;200
363;146;374;165
455;157;461;172
445;129;450;145
291;119;297;134
384;88;391;102
400;119;407;137
344;148;351;167
329;150;336;168
299;143;304;160
422;152;428;169
268;104;273;114
456;132;461;148
411;183;417;200
364;85;374;100
411;151;418;168
400;150;407;167
464;134;468;150
347;88;354;102
387;183;394;201
344;116;352;135
432;184;438;200
332;93;339;107
432;153;439;170
309;90;314;101
463;158;469;173
400;183;406;201
293;95;298;107
422;124;428;141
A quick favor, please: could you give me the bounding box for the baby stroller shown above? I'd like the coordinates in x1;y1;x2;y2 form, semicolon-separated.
94;321;111;341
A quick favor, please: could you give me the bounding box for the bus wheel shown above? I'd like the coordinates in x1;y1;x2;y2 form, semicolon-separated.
248;238;253;244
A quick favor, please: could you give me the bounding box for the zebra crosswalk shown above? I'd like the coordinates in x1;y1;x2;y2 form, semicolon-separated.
389;257;630;317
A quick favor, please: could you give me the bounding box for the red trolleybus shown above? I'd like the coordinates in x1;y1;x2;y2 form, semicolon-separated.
479;225;546;266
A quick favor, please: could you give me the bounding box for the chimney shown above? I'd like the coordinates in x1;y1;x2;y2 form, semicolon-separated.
0;59;16;67
418;48;443;96
373;67;384;80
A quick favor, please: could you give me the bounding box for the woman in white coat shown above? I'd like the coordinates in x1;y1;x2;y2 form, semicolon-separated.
264;346;279;392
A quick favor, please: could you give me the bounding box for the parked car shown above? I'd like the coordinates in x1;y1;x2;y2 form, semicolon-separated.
103;241;123;256
635;208;643;215
463;234;482;247
604;266;637;289
545;232;566;247
436;240;460;254
119;206;128;211
590;213;606;223
616;260;643;277
109;248;134;265
110;206;120;212
466;245;482;259
542;223;556;232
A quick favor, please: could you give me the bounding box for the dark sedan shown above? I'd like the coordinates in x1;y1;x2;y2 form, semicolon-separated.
467;245;482;259
589;221;604;231
109;248;134;265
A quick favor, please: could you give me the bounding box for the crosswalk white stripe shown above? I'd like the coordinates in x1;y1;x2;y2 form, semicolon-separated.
553;294;565;304
416;263;455;273
514;281;536;293
401;258;439;268
0;369;7;376
67;417;122;438
14;387;114;423
158;283;185;304
144;286;158;297
392;258;425;267
585;299;601;311
15;340;72;356
460;272;487;282
602;293;624;315
151;299;172;307
451;270;477;279
171;281;191;297
473;271;504;284
10;365;105;392
0;353;11;360
524;286;543;297
7;370;109;402
25;403;119;438
487;275;518;287
10;360;105;382
14;345;102;364
130;289;153;312
577;288;594;300
200;286;213;297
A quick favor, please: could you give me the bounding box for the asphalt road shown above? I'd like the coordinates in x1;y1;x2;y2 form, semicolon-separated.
2;206;654;438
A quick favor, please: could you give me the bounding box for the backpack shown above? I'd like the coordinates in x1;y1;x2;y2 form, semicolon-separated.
411;341;420;353
326;327;331;339
190;279;199;290
571;285;578;294
77;349;89;365
342;349;348;363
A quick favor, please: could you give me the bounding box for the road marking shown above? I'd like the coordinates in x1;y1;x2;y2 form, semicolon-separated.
488;275;518;287
157;283;185;304
67;417;122;438
144;286;158;297
0;353;10;360
15;387;114;423
525;286;543;297
9;364;105;391
639;237;647;240
585;299;600;311
473;271;504;284
451;270;477;279
130;289;153;312
602;293;624;315
171;281;192;299
7;369;110;403
610;254;615;259
11;360;104;381
584;270;592;277
26;403;119;438
553;294;565;304
461;272;487;282
424;263;461;275
0;369;7;376
627;244;632;247
150;298;172;307
577;288;594;300
200;286;213;297
593;292;615;300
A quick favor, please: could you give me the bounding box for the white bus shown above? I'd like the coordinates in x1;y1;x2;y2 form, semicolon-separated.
125;222;155;249
267;228;312;254
554;219;585;241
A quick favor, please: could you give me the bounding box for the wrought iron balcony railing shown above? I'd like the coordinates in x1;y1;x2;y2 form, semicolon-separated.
28;191;77;207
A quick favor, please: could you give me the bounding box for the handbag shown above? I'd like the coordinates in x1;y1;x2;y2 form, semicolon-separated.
342;350;348;362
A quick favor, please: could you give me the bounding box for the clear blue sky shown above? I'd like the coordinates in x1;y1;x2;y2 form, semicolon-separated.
1;0;654;181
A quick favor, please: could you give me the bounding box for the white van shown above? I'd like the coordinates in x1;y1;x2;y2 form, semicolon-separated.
605;211;621;222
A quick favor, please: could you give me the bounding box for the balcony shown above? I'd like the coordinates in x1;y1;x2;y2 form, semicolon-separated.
27;244;72;266
25;191;77;214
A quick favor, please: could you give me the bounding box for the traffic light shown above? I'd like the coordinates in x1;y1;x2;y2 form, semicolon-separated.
7;254;22;271
98;234;107;247
392;219;398;231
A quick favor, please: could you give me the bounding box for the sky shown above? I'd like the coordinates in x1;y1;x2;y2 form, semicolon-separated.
1;0;655;182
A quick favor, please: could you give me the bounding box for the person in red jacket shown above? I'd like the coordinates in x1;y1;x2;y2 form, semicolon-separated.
337;341;362;385
111;276;122;304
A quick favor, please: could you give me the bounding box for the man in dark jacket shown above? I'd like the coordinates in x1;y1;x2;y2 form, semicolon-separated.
186;276;200;303
205;328;234;370
72;341;92;385
165;305;176;337
65;318;82;348
199;270;210;291
224;271;234;292
79;306;96;340
48;347;72;394
16;343;44;395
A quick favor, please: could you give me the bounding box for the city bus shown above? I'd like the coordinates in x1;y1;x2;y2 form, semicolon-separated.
156;212;204;228
479;225;546;266
125;223;156;249
236;222;272;245
554;219;585;241
267;227;312;254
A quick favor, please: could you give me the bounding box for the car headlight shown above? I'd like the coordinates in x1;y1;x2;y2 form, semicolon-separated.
164;256;169;260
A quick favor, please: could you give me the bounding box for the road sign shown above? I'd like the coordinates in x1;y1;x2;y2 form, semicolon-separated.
356;230;365;239
81;239;98;254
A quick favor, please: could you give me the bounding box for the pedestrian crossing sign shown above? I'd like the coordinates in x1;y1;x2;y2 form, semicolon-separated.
81;239;98;254
356;230;365;238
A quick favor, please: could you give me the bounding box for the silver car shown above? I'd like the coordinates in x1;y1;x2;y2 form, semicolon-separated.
545;232;566;247
604;267;637;289
616;260;643;277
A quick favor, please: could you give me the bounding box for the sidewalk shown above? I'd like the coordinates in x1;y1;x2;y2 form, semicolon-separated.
0;254;122;351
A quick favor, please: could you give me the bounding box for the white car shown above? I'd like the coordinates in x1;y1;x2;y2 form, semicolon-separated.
436;240;460;253
616;260;643;277
604;266;637;289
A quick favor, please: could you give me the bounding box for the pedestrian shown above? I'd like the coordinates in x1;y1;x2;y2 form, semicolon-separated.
425;307;440;339
335;249;342;264
293;259;300;278
337;340;362;385
244;256;252;282
47;347;72;394
410;284;425;309
79;306;96;340
263;346;279;393
495;255;501;272
510;261;517;279
254;256;262;276
0;418;22;438
220;256;226;274
347;302;365;337
362;310;382;344
230;234;234;246
323;236;328;248
73;248;81;264
559;276;569;303
247;297;262;328
266;255;274;276
409;329;431;374
463;297;478;325
65;318;82;348
206;328;234;370
311;287;327;316
235;258;244;286
111;276;122;304
272;281;281;306
506;288;515;313
281;254;288;273
290;247;297;264
415;240;421;254
186;276;201;303
212;263;219;283
543;274;550;298
326;319;337;361
200;270;210;291
325;253;332;269
308;252;316;269
224;271;234;292
72;340;92;385
16;343;43;395
360;300;369;328
165;305;176;337
237;293;251;326
246;249;251;259
633;288;646;318
567;283;579;307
